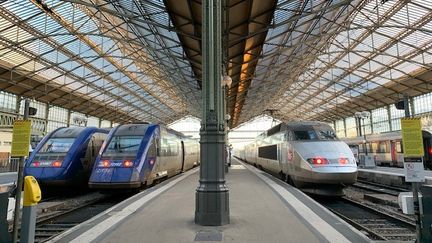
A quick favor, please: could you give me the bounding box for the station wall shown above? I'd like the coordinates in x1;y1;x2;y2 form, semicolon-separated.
0;90;116;153
335;92;432;138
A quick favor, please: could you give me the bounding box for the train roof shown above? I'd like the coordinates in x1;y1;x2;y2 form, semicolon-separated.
114;123;186;138
114;123;155;136
265;121;333;137
342;130;432;143
51;126;102;138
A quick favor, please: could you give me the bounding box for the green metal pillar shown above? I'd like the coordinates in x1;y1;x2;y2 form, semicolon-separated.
195;0;230;226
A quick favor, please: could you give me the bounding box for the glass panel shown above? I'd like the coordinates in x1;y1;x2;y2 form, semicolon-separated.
39;138;76;153
104;136;142;154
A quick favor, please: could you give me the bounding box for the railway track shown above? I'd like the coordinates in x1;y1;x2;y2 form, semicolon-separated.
31;193;132;242
351;179;410;196
318;197;416;241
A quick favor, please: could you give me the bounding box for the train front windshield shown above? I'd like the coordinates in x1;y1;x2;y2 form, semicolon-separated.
39;138;76;153
292;125;338;141
104;136;143;155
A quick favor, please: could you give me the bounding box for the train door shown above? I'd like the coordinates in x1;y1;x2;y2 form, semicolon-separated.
181;141;185;172
390;141;397;166
82;136;95;171
279;142;287;175
422;134;432;169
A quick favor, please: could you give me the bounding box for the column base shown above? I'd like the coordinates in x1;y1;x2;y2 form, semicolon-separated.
195;190;230;226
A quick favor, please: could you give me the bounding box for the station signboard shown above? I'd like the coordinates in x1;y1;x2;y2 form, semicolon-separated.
401;118;425;182
403;157;425;182
11;120;32;157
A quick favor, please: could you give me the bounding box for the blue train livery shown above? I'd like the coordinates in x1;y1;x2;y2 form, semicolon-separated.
89;123;199;189
25;127;109;187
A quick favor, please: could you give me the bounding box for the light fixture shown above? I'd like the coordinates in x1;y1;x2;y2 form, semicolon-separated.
361;111;370;118
222;75;232;87
73;116;87;126
354;111;370;119
225;114;231;121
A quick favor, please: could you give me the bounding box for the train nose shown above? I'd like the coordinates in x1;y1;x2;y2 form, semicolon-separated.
90;167;115;182
89;163;137;183
25;167;65;180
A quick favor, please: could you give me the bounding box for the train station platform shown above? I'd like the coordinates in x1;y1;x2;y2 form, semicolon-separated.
0;172;16;191
358;166;432;188
0;172;16;221
50;158;368;243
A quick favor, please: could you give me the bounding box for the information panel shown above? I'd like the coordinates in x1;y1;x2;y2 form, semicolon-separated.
11;120;32;157
404;157;425;182
401;118;424;157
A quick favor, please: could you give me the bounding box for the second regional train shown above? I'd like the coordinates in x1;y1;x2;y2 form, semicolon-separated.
89;123;199;189
25;127;109;187
342;130;432;169
238;121;358;196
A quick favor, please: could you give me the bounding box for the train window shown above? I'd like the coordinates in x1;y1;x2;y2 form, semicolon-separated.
258;145;277;160
39;138;76;153
105;136;142;154
293;130;318;140
160;137;179;157
170;140;179;156
378;141;389;153
396;141;403;153
371;142;378;153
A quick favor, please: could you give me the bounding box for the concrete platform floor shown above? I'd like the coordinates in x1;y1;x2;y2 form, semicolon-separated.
52;159;368;243
359;166;432;178
358;166;432;187
0;172;16;187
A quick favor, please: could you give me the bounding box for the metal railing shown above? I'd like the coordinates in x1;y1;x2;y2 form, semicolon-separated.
0;158;19;173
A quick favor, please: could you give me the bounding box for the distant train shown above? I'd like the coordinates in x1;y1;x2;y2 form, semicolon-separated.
25;127;109;187
342;130;432;169
237;121;358;196
88;123;199;189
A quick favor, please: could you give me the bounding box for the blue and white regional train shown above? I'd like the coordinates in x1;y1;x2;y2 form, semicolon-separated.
25;127;109;187
238;121;358;196
89;123;199;189
342;130;432;169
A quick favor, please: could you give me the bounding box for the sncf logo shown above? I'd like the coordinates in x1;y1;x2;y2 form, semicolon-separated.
111;162;123;167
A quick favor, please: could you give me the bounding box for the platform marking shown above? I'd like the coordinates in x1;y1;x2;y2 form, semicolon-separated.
194;230;223;241
50;168;199;243
230;164;245;170
359;168;432;179
241;162;352;243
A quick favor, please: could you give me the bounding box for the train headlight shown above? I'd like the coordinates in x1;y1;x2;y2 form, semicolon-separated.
100;160;111;167
52;160;62;167
339;158;349;165
123;160;133;167
307;157;329;165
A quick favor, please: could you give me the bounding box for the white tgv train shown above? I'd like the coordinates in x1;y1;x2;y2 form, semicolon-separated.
238;121;358;196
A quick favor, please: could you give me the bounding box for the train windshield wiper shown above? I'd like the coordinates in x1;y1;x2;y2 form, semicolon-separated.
319;131;336;140
119;144;139;150
45;142;53;152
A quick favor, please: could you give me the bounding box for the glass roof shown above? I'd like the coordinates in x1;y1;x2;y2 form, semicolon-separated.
242;0;432;124
0;0;200;124
0;0;431;126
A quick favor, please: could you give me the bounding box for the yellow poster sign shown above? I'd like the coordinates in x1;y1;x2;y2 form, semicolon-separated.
11;120;32;157
401;118;424;157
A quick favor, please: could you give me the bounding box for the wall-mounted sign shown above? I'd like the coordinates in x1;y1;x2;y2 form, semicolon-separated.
401;118;424;157
11;120;32;157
